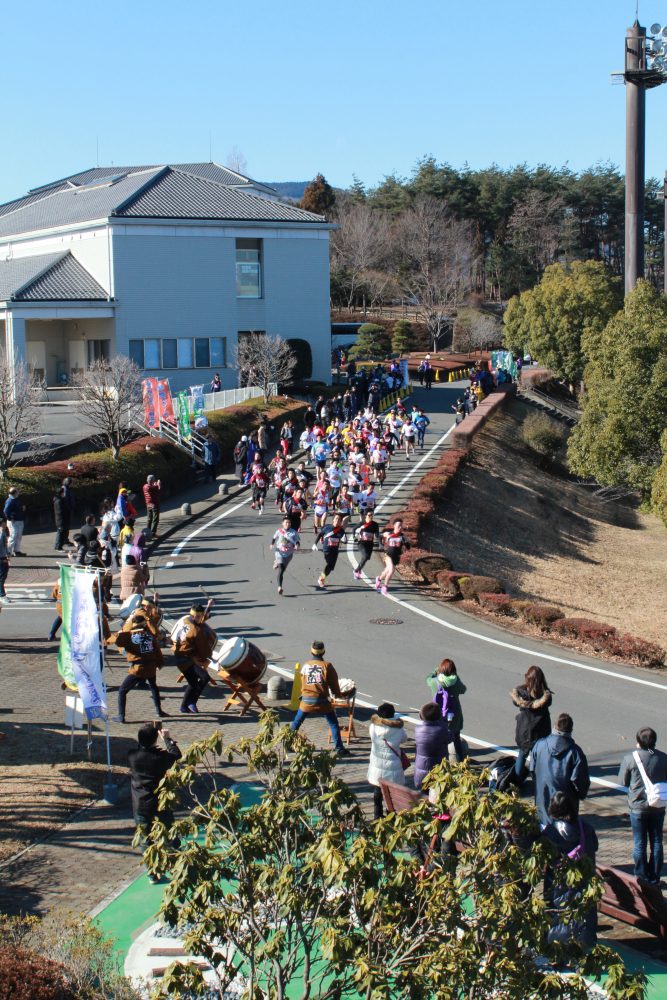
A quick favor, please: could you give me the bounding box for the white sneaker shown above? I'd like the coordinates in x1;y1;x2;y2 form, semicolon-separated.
278;586;283;595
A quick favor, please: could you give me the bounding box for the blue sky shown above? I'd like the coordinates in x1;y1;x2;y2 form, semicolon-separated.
2;0;666;202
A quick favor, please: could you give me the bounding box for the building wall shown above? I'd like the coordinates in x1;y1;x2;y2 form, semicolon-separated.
111;223;331;393
1;226;112;293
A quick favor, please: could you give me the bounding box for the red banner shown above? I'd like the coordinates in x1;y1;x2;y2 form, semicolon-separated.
156;378;176;423
141;378;159;428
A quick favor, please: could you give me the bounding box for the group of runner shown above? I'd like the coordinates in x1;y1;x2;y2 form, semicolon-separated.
262;401;428;596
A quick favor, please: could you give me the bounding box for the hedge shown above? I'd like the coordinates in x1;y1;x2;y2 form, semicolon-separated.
458;575;505;601
0;946;75;1000
204;397;309;459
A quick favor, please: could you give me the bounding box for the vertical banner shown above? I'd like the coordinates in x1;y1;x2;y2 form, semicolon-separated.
141;378;159;428
156;378;176;423
177;390;191;440
57;565;107;720
190;384;205;419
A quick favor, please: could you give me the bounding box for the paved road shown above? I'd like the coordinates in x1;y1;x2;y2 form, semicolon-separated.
149;382;667;792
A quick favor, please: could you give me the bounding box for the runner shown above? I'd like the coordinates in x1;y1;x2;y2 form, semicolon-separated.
370;440;389;487
414;409;430;449
249;460;269;515
376;518;411;596
312;512;348;590
401;417;417;459
284;487;308;532
334;483;354;529
270;516;301;595
353;509;380;580
358;483;378;518
311;471;330;536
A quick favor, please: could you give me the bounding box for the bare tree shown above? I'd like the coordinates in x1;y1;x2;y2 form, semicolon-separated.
394;196;475;351
226;146;248;175
235;333;297;402
73;357;142;459
0;352;46;477
453;308;501;356
330;202;391;310
507;189;564;281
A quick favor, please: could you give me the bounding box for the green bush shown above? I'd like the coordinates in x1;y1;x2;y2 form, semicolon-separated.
348;323;390;360
391;319;413;354
650;430;667;529
521;412;566;463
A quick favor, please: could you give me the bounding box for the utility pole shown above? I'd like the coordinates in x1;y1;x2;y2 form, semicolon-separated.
619;20;667;294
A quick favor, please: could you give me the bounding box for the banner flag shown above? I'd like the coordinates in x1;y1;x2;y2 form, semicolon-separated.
177;390;191;440
156;379;176;423
141;378;159;428
57;565;107;720
191;384;205;419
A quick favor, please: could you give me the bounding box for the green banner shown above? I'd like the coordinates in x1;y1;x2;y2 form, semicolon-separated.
177;391;191;440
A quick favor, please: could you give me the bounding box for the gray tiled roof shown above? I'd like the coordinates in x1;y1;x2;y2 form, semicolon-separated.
0;251;108;302
0;166;323;238
118;168;324;223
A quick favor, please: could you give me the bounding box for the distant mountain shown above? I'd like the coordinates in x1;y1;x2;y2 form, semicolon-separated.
264;181;308;201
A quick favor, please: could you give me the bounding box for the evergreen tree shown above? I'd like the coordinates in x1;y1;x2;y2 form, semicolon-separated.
300;173;336;218
391;319;412;354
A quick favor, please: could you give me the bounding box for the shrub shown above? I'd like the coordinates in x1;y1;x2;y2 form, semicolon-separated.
392;319;413;354
517;603;563;627
348;324;390;360
551;618;618;650
478;592;515;615
650;430;667;528
0;946;75;1000
435;570;463;600
521;412;566;463
396;547;433;581
411;553;453;584
457;575;505;601
606;634;665;668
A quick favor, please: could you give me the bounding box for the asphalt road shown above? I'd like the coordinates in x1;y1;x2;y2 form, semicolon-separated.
148;382;667;791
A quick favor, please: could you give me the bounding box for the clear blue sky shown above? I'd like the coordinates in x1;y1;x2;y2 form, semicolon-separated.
3;0;666;202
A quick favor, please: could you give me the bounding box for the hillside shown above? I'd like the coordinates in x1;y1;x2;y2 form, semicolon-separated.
422;399;667;648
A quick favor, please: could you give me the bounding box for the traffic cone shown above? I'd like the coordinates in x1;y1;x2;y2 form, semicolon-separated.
288;662;302;710
435;369;440;382
447;371;453;382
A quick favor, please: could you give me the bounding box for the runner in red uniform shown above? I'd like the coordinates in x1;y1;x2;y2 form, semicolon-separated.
377;518;411;596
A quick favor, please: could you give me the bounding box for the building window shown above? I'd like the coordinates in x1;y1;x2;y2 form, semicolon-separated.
210;337;226;367
128;337;226;370
195;338;210;368
162;339;178;368
129;340;144;368
236;238;262;298
177;338;193;368
144;339;161;369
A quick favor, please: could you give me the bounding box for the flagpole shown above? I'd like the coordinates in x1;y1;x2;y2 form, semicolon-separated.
97;568;118;805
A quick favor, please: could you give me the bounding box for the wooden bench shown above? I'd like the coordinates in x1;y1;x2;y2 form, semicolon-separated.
380;780;424;814
597;864;667;942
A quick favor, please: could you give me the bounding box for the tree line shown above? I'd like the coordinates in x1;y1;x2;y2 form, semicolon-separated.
300;159;665;310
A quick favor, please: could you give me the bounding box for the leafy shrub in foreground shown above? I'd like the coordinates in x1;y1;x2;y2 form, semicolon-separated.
458;575;505;600
478;592;515;615
517;603;564;627
0;946;74;1000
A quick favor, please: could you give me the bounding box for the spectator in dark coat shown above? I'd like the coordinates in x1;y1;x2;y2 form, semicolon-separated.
511;665;552;781
53;487;71;551
414;702;449;791
79;514;99;546
531;713;590;827
203;434;221;483
619;726;667;884
542;791;598;951
233;436;248;483
127;723;181;879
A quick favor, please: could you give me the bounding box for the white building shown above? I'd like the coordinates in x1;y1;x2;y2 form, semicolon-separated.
0;163;332;390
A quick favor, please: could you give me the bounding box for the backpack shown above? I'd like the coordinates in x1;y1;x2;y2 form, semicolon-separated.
489;756;519;793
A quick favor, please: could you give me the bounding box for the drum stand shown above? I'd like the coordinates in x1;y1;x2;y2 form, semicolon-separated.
328;693;357;747
218;669;267;716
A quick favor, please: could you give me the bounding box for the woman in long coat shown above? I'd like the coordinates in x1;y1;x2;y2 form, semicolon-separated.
368;702;408;819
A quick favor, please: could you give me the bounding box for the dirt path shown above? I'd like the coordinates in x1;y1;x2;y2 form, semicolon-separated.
423;400;667;648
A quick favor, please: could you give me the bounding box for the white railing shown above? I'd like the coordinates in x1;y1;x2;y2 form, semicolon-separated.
190;384;277;415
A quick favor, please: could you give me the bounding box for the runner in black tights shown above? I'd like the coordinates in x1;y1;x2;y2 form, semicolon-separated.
353;509;380;580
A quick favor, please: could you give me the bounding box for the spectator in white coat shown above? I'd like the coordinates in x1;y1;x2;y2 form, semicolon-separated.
368;702;409;820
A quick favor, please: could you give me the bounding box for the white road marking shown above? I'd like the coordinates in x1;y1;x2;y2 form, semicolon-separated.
345;434;667;694
169;496;253;557
266;663;625;793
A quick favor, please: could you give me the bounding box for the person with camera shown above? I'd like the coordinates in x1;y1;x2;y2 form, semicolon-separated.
128;721;181;879
113;610;166;722
143;474;161;539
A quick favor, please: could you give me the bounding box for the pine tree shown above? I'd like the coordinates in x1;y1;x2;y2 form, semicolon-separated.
300;174;336;218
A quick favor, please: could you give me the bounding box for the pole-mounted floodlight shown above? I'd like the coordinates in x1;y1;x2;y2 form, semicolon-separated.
612;21;667;293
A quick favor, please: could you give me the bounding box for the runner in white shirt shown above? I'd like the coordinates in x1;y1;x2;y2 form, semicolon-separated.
270;516;301;595
401;419;417;459
370;442;389;487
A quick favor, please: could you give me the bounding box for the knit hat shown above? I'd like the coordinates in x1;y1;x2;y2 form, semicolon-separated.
311;641;325;656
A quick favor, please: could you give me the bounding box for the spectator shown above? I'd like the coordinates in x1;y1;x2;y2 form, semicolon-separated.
531;713;590;827
3;487;26;556
619;726;667;885
53;486;71;551
0;518;9;598
120;553;149;602
414;702;449;791
511;665;552;782
542;791;598;950
233;436;248;483
127;723;181;881
210;373;222;393
79;514;99;546
48;582;62;641
203;434;220;483
280;419;293;458
423;365;434;391
62;476;76;523
427;658;467;762
143;475;161;538
367;702;409;819
115;486;137;521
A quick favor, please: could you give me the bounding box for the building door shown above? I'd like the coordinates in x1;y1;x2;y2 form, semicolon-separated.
87;339;110;364
26;341;46;382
